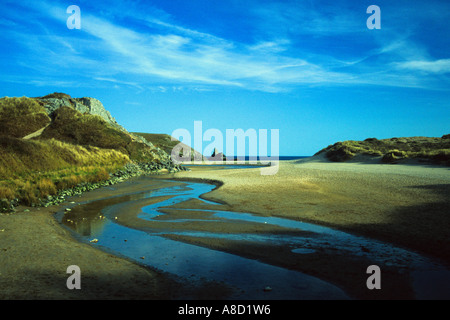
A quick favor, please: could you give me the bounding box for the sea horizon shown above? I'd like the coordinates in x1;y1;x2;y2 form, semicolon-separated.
218;156;310;161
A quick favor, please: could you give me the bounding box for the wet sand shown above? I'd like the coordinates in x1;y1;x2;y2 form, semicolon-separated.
1;158;449;299
0;177;232;299
161;158;450;299
171;159;450;266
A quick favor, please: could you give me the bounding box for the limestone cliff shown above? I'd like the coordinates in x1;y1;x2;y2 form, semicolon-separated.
39;93;121;129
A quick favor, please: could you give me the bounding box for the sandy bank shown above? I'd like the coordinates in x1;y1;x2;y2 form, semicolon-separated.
1;159;449;300
0;176;228;299
171;159;450;265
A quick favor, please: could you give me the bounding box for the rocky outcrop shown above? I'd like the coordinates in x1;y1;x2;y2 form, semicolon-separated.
39;93;121;129
37;93;172;163
0;92;190;213
73;97;117;125
208;148;226;161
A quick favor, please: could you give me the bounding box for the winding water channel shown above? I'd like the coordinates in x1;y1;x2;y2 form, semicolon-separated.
57;171;450;300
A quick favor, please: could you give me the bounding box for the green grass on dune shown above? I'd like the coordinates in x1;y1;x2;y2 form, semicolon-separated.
40;107;164;162
132;132;201;160
0;136;129;179
0;136;129;206
0;97;51;138
0;96;164;208
40;106;132;153
316;135;450;165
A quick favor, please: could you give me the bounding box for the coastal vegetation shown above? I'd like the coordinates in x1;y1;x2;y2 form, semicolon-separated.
316;135;450;165
1;93;448;213
0;136;128;207
0;94;184;212
0;96;51;138
132;132;203;161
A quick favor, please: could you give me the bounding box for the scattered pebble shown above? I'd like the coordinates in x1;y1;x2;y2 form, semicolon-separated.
90;239;99;243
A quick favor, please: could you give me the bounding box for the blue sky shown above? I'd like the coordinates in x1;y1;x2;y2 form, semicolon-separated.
1;0;449;156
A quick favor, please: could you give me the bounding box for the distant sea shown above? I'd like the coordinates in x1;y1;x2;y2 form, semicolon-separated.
227;156;310;161
278;156;310;160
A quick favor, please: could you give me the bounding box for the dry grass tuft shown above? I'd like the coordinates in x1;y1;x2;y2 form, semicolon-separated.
36;178;57;198
0;185;15;200
0;97;51;138
0;94;170;209
316;135;450;165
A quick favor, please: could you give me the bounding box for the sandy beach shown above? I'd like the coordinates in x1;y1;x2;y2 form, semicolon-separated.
0;177;232;299
174;158;450;265
1;158;449;299
161;158;450;299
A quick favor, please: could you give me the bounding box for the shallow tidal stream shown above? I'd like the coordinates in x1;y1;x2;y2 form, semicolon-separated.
57;177;450;299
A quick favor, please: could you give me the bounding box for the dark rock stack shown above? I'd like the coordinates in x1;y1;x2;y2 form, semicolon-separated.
208;148;226;161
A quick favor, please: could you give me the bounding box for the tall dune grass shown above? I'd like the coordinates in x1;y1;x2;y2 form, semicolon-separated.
316;135;450;164
0;94;170;209
0;136;129;206
0;96;51;138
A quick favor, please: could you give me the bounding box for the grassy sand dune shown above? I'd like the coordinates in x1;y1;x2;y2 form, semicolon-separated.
132;132;203;161
0;97;50;138
0;95;182;211
316;135;450;165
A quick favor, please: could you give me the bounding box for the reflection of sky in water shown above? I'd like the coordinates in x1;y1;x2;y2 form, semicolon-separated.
61;179;450;299
90;221;348;299
71;218;107;237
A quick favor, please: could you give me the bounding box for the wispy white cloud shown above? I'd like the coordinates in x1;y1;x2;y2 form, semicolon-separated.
2;0;450;92
94;77;145;91
395;59;450;74
64;11;349;90
248;40;291;53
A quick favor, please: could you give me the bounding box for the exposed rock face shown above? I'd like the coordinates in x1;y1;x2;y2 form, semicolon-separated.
37;93;191;168
39;93;119;128
74;97;117;125
39;97;72;114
